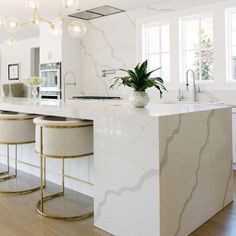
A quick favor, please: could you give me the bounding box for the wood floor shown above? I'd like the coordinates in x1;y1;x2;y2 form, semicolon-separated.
190;171;236;236
0;170;235;235
0;169;110;236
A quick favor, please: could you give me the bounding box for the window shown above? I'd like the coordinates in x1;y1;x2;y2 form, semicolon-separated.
143;23;170;81
226;9;236;81
181;14;214;81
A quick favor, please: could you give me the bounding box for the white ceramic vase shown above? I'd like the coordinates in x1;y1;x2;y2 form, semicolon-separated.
129;91;150;108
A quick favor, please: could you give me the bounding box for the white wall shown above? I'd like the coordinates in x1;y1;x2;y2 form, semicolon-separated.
0;37;39;96
79;0;236;103
137;0;236;102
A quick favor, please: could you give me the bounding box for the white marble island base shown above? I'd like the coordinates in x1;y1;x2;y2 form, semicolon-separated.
94;108;232;236
0;98;232;236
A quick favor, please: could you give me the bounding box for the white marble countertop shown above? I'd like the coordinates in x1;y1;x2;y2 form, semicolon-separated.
0;97;230;119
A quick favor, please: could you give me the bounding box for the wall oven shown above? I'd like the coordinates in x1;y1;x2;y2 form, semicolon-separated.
39;62;61;99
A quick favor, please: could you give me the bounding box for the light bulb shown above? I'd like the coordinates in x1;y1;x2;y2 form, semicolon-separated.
31;13;40;26
25;0;39;10
68;20;87;38
50;21;63;38
62;0;78;9
5;17;19;33
5;35;16;46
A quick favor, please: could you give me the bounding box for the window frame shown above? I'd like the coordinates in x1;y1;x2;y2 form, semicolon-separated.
142;21;170;82
180;13;214;83
226;8;236;82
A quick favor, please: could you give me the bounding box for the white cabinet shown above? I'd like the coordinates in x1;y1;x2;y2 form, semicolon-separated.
232;111;236;163
39;21;81;99
39;23;62;63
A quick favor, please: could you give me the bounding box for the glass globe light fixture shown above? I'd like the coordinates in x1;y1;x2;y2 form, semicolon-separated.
5;17;20;33
68;20;87;38
50;21;63;38
31;13;40;26
62;0;79;10
25;0;39;10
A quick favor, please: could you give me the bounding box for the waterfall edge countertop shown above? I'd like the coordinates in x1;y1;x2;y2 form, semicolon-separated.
0;97;233;236
0;97;231;119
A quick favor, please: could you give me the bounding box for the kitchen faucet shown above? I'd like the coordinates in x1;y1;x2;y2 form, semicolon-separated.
186;69;200;102
63;71;77;102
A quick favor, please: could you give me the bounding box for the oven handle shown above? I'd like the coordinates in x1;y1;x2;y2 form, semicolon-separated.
40;69;60;73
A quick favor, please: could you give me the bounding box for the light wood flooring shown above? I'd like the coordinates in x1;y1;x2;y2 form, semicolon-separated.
0;169;235;235
190;171;236;236
0;169;110;236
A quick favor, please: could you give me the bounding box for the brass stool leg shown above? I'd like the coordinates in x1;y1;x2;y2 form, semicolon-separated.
0;144;41;194
0;144;17;182
40;155;44;212
36;125;93;220
0;145;10;176
36;157;93;220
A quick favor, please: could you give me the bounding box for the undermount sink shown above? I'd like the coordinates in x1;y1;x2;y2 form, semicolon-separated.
72;96;121;100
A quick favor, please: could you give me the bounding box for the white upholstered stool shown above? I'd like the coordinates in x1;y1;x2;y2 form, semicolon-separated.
33;116;94;220
0;111;40;194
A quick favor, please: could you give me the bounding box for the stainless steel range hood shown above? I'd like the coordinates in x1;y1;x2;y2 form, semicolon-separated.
69;5;125;20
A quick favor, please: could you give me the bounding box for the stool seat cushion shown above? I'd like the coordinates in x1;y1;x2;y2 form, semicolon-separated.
0;111;36;144
34;116;93;158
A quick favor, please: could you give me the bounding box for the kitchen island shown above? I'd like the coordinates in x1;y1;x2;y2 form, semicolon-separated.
0;97;232;236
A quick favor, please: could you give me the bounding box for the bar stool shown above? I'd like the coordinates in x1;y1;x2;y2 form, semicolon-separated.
0;111;40;194
33;116;94;220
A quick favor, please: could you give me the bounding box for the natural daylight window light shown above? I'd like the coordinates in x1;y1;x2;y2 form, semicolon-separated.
181;14;214;81
142;23;170;82
226;8;236;81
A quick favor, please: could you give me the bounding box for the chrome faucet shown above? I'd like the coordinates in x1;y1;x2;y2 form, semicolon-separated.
63;71;77;102
186;69;200;102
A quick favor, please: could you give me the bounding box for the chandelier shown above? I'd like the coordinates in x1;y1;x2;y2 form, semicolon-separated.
0;0;87;45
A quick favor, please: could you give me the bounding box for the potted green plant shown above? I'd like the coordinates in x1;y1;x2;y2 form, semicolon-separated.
110;60;167;108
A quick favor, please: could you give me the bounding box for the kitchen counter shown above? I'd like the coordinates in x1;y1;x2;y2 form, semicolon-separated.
0;97;233;236
0;97;230;118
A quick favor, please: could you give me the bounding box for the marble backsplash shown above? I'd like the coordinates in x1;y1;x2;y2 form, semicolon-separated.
78;0;236;105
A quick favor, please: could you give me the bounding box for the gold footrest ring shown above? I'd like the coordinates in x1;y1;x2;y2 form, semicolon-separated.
0;174;17;182
0;185;41;195
36;192;94;221
0;171;10;176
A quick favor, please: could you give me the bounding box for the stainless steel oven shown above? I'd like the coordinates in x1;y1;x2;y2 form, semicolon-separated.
39;62;61;100
40;62;61;93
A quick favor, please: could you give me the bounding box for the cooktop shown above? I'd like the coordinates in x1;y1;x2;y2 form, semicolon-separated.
72;96;121;100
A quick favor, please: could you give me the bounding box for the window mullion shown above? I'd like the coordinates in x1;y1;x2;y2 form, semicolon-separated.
159;26;163;77
199;18;202;81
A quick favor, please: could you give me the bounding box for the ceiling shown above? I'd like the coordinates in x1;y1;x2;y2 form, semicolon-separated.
0;0;160;43
0;0;225;43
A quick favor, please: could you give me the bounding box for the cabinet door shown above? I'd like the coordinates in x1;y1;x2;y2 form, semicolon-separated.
50;36;62;62
39;25;50;64
232;113;236;163
39;23;62;63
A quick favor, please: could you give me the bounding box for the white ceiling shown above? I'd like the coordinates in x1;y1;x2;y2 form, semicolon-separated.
0;0;225;43
0;0;160;42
